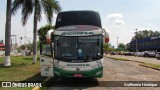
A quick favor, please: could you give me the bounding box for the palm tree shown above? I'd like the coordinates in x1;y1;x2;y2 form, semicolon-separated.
38;24;54;37
4;0;12;66
12;0;61;64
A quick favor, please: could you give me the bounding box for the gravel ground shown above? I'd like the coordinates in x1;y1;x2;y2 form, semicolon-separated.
48;57;160;90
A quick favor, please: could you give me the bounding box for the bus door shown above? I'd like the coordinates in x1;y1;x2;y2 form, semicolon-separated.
40;43;54;77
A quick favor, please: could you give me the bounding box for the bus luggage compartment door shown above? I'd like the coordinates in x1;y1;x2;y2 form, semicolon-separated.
40;55;54;77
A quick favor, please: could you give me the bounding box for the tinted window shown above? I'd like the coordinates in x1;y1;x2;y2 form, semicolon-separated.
54;35;103;62
55;11;101;29
40;44;52;56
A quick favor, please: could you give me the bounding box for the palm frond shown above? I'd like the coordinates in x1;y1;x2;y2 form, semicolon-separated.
41;0;61;23
34;0;42;22
21;0;34;25
49;0;61;13
12;0;24;15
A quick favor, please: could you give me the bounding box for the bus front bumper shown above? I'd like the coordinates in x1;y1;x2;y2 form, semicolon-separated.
54;67;103;78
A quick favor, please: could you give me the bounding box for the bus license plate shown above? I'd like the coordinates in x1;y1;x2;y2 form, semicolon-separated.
74;74;82;77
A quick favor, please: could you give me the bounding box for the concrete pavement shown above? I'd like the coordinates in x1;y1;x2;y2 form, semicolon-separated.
106;54;160;65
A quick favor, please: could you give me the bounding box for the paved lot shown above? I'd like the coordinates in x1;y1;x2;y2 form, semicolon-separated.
107;54;160;65
48;57;160;90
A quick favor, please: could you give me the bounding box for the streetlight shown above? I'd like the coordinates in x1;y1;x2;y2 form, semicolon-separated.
134;28;138;52
117;37;119;48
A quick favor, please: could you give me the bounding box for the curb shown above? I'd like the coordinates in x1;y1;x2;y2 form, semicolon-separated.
32;77;51;90
106;55;160;71
139;64;160;71
32;86;40;90
107;56;130;61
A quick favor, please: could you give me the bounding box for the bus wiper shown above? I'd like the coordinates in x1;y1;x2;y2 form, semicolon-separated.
89;56;97;59
61;56;72;58
83;54;89;60
97;55;102;59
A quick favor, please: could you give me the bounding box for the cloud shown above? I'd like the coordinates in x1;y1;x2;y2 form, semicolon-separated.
108;13;123;20
114;19;125;25
107;13;125;26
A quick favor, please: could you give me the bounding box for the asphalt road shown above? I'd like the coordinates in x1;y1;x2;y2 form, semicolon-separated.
47;57;160;90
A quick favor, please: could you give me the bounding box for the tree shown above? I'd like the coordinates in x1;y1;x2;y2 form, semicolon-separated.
4;0;12;66
38;24;54;44
118;43;125;51
132;30;160;40
12;0;61;64
103;43;109;53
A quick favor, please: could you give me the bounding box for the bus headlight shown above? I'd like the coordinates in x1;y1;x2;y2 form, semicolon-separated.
55;71;61;76
96;71;102;76
97;61;102;67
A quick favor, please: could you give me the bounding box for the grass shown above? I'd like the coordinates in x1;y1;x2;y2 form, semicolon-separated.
107;57;130;61
0;55;48;90
0;56;40;81
140;62;160;70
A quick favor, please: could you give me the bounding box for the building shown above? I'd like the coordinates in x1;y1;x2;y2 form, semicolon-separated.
129;35;160;52
0;40;5;51
0;44;5;51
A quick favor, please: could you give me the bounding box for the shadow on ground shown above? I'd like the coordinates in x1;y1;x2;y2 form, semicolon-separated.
45;77;99;90
22;57;40;61
0;63;28;68
10;71;99;90
22;73;46;82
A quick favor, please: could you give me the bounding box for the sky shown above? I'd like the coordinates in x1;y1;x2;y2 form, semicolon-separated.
0;0;160;47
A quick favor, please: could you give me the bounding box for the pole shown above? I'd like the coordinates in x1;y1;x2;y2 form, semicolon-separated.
15;35;17;48
135;29;138;52
117;37;119;48
25;27;26;44
11;39;12;46
15;35;17;56
11;34;17;56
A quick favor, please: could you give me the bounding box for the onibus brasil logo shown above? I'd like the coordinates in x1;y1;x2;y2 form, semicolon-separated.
1;82;42;88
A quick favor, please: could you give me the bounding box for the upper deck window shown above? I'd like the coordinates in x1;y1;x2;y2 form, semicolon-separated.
55;11;102;29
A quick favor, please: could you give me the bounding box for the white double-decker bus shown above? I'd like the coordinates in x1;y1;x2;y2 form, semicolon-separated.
40;10;109;78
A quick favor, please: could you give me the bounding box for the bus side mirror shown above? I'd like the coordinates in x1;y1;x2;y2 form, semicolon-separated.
51;35;54;42
105;38;109;43
102;28;109;43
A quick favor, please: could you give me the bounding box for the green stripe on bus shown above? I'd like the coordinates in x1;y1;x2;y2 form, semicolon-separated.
54;67;103;78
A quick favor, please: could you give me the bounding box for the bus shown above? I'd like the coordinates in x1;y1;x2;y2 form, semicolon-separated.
40;10;109;78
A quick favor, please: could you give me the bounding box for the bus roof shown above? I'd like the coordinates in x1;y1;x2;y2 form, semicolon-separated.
58;10;99;14
55;10;102;29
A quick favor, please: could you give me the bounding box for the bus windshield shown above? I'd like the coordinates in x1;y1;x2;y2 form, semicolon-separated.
54;35;103;62
55;11;101;29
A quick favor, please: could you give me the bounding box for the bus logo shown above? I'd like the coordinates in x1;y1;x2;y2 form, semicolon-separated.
66;64;90;67
61;32;94;36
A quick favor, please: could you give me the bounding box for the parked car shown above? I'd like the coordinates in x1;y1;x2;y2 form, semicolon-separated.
135;52;144;57
155;52;160;60
117;51;124;55
143;51;156;58
123;52;134;56
148;52;156;58
110;52;116;55
143;51;150;57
